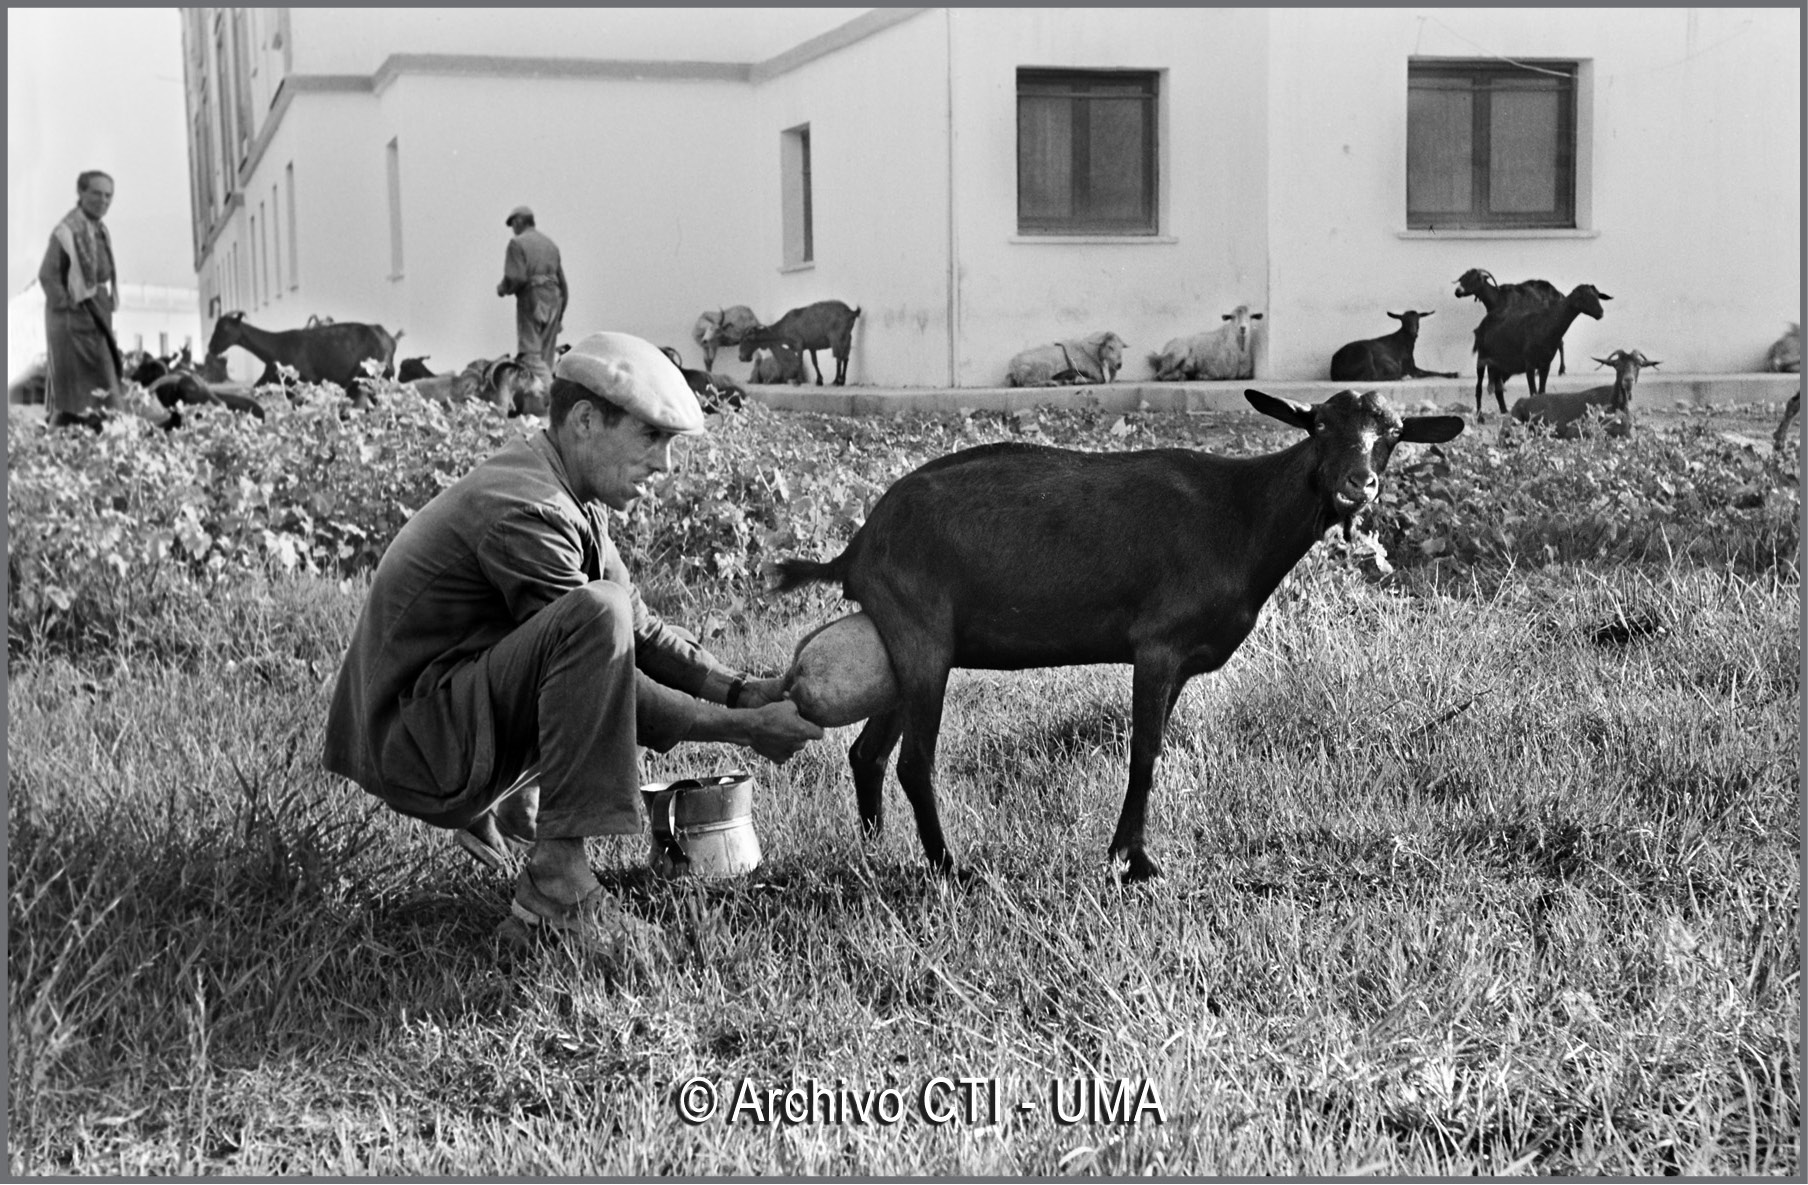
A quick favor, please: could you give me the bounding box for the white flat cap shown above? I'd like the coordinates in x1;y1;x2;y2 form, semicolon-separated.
505;205;534;224
555;331;706;434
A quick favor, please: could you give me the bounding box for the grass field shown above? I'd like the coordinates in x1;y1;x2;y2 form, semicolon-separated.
7;402;1802;1175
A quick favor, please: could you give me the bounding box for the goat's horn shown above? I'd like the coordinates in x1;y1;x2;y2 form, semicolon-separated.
1592;356;1612;367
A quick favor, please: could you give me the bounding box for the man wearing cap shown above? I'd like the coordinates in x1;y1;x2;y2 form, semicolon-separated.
496;206;568;390
324;331;822;949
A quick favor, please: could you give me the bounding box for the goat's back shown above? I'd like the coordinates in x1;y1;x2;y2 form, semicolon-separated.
1330;339;1402;382
834;442;1286;669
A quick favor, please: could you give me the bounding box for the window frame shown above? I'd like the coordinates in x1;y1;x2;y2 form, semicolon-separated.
1016;67;1160;237
1407;58;1579;231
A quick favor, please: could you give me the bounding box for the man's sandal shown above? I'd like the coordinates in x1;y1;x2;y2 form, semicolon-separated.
507;867;662;954
455;814;529;874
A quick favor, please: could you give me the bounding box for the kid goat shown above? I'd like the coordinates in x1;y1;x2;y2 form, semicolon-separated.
774;389;1465;882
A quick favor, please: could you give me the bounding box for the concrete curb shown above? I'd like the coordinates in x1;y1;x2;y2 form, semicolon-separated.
744;373;1801;417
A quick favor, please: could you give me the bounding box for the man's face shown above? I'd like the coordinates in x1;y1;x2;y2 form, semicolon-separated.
563;400;680;510
79;177;114;221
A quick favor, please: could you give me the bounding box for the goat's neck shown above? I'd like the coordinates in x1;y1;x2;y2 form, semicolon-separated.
1230;443;1338;606
1542;304;1588;348
223;320;284;364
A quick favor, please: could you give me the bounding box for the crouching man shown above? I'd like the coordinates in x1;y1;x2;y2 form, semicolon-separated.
324;331;823;949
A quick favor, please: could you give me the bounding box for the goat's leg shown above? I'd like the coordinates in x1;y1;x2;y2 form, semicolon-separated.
809;349;825;386
1474;365;1487;419
834;349;848;386
1108;654;1183;883
849;708;904;842
892;669;956;875
1492;369;1510;416
1557;342;1566;377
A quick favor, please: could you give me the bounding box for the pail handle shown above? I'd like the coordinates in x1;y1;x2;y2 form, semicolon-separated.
650;772;751;860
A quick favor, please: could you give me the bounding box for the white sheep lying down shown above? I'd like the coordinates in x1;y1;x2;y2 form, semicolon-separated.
1006;330;1125;387
1149;305;1264;381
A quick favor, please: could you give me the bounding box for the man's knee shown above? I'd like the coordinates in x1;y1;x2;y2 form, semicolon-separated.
549;580;634;651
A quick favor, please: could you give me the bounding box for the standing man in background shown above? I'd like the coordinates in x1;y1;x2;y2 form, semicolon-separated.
39;170;123;428
496;205;568;394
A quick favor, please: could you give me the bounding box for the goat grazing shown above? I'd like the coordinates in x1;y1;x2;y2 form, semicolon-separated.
1007;330;1126;387
1454;268;1567;386
396;355;435;382
1511;349;1658;439
749;343;808;385
736;300;862;386
1329;311;1457;382
207;311;399;399
1472;284;1611;419
692;305;761;372
773;389;1465;881
1767;322;1802;374
1149;306;1264;381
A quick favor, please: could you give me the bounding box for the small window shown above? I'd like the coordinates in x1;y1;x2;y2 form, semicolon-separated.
1017;69;1159;236
782;124;813;266
270;184;282;295
385;139;404;278
285;163;299;289
1408;60;1577;230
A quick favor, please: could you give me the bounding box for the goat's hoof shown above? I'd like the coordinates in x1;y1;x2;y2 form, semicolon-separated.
1111;850;1164;884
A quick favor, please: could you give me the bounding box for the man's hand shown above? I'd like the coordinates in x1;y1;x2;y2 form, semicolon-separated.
496;281;510;297
741;700;823;764
736;675;788;709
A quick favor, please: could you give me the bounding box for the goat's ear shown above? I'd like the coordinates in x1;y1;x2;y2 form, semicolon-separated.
1386;311;1405;321
1221;313;1233;321
1418;310;1434;318
1251;312;1264;320
1401;415;1466;444
1246;389;1314;431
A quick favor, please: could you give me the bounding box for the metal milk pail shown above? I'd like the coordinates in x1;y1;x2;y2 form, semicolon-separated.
641;772;762;880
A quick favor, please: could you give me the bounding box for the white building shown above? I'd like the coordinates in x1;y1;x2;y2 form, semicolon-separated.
180;7;1801;387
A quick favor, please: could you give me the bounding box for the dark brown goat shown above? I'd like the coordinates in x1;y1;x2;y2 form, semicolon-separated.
773;389;1465;882
1472;284;1611;419
1329;311;1457;382
207;311;398;400
1454;268;1567;390
1511;348;1658;438
737;300;861;386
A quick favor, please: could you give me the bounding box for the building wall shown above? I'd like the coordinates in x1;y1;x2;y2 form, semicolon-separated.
184;8;1800;387
373;70;772;372
745;9;953;385
947;7;1272;385
1265;7;1802;379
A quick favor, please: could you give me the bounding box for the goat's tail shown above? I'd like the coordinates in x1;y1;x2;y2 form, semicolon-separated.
766;553;847;595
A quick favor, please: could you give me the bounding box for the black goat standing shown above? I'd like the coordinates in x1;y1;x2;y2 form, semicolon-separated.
1453;268;1567;391
1329;311;1457;382
772;389;1465;882
1472;284;1612;419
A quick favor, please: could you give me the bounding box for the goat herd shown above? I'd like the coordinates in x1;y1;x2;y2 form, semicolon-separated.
44;274;1797;447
